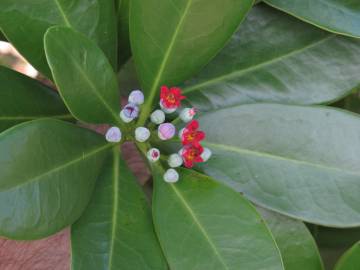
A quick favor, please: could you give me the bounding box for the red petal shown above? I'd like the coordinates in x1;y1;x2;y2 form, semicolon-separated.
196;131;206;141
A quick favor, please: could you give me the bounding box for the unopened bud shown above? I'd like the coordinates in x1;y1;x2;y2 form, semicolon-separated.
168;154;183;168
135;127;150;142
163;168;179;183
147;148;160;162
180;108;197;122
201;147;212;162
158;123;176;140
150;110;165;124
128;90;144;105
105;127;122;142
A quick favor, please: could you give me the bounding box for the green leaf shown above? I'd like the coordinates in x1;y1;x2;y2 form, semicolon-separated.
0;119;113;239
196;104;360;227
182;4;360;112
263;0;360;38
71;149;167;270
258;208;324;270
0;66;72;132
152;166;284;270
116;0;131;67
335;242;360;270
130;0;254;124
44;26;121;126
0;0;117;77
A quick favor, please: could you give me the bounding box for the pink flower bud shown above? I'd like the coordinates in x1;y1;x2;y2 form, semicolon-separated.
158;123;176;140
147;148;160;162
160;100;176;114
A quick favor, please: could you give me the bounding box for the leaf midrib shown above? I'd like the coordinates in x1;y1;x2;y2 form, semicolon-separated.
183;34;335;94
54;0;72;27
138;0;193;125
2;143;113;192
204;141;360;176
170;183;230;270
50;39;121;126
0;114;73;121
108;149;119;269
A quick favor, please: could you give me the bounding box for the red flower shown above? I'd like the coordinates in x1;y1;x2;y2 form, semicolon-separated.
160;86;186;109
181;143;204;168
181;120;205;145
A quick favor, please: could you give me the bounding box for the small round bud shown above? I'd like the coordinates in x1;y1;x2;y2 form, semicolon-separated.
201;147;212;162
128;90;144;105
160;100;176;114
123;103;139;118
105;127;122;142
147;148;160;162
150;110;165;124
120;110;133;123
178;128;185;140
168;154;183;168
163;168;179;183
135;127;150;142
180;108;197;123
178;148;184;156
158;123;176;140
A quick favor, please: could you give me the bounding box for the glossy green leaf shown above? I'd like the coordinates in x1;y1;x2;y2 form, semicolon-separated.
258;208;324;270
182;4;360;112
0;66;71;132
264;0;360;38
71;149;167;270
130;0;254;124
196;104;360;227
0;0;117;77
45;26;121;126
152;165;284;270
116;0;131;67
335;242;360;270
0;119;112;239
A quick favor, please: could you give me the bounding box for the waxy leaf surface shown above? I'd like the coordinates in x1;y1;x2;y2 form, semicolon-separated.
259;208;324;270
152;166;284;270
197;104;360;227
45;27;121;126
0;119;111;239
264;0;360;38
130;0;253;124
116;0;131;67
0;66;71;132
72;149;167;270
182;4;360;112
0;0;117;77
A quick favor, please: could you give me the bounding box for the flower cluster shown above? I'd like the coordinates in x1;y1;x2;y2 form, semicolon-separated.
104;85;212;183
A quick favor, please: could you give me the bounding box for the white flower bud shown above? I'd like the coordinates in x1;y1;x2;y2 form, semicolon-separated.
201;147;212;162
178;128;185;140
163;168;179;183
120;110;133;123
147;148;160;162
160;100;176;114
150;110;165;124
135;127;150;142
158;123;176;140
179;108;197;123
128;90;144;105
168;154;183;168
120;103;140;123
105;127;122;143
